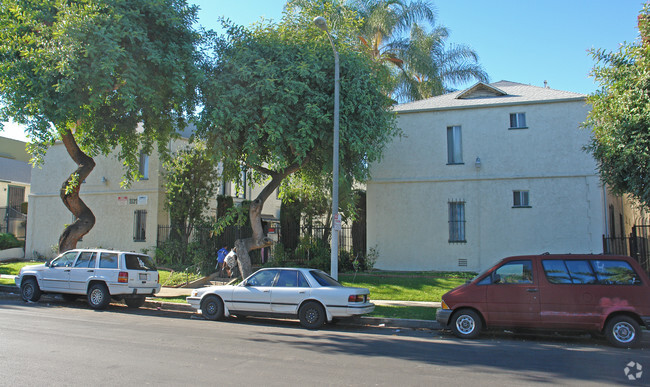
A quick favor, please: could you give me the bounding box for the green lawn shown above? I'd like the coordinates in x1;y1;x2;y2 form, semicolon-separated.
0;261;43;285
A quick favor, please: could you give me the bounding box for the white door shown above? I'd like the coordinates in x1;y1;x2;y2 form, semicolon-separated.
228;269;278;313
68;251;97;292
41;251;78;291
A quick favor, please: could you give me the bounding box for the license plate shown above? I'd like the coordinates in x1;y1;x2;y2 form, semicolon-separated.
139;273;147;281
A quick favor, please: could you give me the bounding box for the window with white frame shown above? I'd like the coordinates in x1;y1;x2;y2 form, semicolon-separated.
509;113;527;129
513;190;530;208
448;201;466;243
447;126;463;164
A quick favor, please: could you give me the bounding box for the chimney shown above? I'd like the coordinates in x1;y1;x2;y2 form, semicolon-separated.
543;80;548;88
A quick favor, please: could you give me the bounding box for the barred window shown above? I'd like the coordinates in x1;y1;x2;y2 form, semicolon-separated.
134;210;147;242
448;201;466;243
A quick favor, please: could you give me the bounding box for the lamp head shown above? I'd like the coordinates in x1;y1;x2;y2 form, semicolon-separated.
313;16;328;31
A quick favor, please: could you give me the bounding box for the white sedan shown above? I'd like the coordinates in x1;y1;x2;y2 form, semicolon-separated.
187;268;375;329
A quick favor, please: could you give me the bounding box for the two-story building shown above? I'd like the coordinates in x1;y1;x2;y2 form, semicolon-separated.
367;81;644;272
25;134;281;260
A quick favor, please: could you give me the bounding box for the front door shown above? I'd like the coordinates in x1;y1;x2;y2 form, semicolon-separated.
485;260;541;327
228;269;278;313
41;251;78;291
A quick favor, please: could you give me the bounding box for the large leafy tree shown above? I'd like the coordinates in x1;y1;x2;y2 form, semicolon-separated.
0;0;201;252
585;4;650;207
198;16;397;278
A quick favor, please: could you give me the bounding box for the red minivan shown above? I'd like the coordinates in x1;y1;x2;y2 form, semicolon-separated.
437;254;650;347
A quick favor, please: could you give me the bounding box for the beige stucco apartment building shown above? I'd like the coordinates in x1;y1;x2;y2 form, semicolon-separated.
25;137;281;260
367;81;642;272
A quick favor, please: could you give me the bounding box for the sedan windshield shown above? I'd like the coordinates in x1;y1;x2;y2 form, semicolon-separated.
310;270;341;287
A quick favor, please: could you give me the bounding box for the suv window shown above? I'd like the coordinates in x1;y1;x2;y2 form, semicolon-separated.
494;260;533;284
51;251;78;267
124;254;157;271
99;252;119;269
74;251;96;268
592;260;641;285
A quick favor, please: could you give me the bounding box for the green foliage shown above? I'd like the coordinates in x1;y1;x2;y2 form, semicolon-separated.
163;141;219;243
0;233;24;250
0;0;202;182
198;14;397;203
585;4;650;207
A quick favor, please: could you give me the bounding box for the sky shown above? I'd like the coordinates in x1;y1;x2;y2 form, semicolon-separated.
1;0;644;142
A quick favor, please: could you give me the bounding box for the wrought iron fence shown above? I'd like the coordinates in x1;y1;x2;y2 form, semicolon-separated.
603;225;650;275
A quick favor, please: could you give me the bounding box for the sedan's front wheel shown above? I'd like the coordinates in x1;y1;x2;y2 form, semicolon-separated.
201;295;224;320
299;301;326;329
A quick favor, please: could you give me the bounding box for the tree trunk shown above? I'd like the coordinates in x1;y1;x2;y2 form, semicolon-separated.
58;129;97;253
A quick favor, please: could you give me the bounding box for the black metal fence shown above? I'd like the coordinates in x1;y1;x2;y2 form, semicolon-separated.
603;225;650;275
156;223;366;266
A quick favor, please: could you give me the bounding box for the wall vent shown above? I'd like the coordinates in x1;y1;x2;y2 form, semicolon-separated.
458;258;468;267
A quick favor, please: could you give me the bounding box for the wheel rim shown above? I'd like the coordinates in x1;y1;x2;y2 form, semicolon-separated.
90;288;104;305
206;301;216;315
23;284;33;299
613;321;635;343
305;308;319;324
456;314;476;335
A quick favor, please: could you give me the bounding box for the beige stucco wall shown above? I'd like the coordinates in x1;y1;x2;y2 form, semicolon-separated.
368;99;606;272
26;142;169;259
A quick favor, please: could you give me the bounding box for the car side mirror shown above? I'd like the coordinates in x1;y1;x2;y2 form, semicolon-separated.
45;260;51;268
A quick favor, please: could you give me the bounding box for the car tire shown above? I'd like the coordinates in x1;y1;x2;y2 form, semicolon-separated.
20;278;41;302
299;301;326;329
124;296;146;308
62;294;78;302
201;295;224;320
450;309;482;339
87;283;111;309
605;315;641;348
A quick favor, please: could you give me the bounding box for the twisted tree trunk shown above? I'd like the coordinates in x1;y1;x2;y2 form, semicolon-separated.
58;129;96;253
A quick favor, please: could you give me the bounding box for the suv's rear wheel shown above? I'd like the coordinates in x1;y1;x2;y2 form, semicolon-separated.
451;309;482;339
20;278;41;302
605;315;641;348
124;296;146;308
87;283;110;309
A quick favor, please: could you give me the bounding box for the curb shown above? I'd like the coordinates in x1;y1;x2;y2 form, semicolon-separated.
0;285;442;330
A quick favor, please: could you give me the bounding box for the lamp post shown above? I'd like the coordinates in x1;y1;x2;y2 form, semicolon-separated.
314;16;340;280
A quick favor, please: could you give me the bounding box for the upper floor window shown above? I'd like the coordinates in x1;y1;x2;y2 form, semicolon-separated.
447;126;463;164
509;113;527;129
448;201;466;243
513;190;530;208
139;151;149;180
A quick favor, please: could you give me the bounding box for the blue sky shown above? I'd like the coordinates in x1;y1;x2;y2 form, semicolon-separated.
1;0;644;141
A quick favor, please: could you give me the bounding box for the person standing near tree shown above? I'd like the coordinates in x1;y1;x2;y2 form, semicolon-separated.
224;248;238;278
215;245;228;277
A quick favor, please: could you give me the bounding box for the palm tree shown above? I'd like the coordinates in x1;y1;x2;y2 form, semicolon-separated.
349;0;488;102
392;23;489;101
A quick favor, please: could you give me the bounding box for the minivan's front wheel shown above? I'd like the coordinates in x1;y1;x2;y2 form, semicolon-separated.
605;315;641;348
87;283;110;309
451;309;482;339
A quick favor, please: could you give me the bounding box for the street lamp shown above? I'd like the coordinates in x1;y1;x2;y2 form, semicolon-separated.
314;16;340;280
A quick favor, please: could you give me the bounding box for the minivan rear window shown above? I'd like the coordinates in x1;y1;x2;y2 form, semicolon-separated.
592;260;641;285
125;254;157;271
542;259;640;285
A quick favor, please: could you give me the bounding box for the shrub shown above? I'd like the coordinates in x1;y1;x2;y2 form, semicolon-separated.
0;233;24;250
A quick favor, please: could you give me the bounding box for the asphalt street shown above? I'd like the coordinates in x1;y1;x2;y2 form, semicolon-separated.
1;297;649;386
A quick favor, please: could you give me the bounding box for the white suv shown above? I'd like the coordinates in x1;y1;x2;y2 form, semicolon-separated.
15;249;161;309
